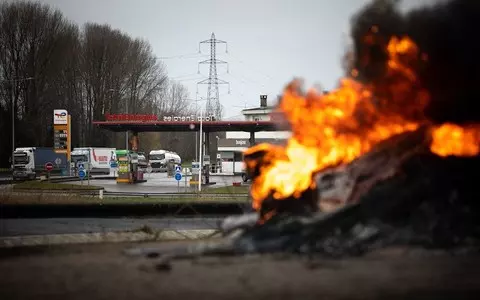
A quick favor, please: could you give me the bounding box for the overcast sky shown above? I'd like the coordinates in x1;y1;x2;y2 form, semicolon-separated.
35;0;434;119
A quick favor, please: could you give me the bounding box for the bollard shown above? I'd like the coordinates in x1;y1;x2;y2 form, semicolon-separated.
99;189;104;199
184;170;187;192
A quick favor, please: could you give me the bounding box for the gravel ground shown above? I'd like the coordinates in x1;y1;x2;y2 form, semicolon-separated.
0;241;479;300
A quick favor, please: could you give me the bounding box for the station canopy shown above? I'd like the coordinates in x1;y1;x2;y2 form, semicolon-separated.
92;113;286;132
93;120;282;132
93;120;282;133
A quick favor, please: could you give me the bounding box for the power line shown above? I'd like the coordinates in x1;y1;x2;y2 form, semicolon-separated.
224;52;273;81
175;77;206;82
225;71;265;88
170;73;202;79
156;53;208;60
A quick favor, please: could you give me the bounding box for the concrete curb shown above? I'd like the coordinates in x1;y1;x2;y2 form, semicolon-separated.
0;229;220;248
0;203;249;218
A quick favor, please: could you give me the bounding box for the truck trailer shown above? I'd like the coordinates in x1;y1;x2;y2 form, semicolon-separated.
148;150;181;172
12;147;68;180
70;147;116;175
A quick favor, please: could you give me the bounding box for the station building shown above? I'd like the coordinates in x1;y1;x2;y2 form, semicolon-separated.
217;95;291;174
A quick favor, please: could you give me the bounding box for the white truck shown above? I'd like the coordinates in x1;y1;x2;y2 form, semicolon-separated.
137;152;148;170
12;147;68;180
70;147;116;175
148;150;181;172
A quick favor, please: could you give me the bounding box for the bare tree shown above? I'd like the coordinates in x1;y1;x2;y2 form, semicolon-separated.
0;1;195;167
0;1;80;165
141;80;197;159
80;23;169;148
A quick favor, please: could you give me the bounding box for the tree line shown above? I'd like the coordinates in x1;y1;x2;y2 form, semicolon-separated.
0;1;198;168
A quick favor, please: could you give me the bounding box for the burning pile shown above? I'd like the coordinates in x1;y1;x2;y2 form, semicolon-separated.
126;0;480;260
230;0;480;254
244;0;480;222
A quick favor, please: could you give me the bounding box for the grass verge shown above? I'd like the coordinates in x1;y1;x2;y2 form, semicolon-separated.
2;181;250;205
181;162;192;169
100;196;248;204
12;181;102;191
0;193;249;205
204;185;250;194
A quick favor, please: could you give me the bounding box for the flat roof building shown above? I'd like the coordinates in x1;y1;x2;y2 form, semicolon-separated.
217;95;290;175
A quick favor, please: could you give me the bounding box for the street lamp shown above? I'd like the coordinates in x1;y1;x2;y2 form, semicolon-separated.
183;96;208;192
178;96;209;192
193;97;207;192
3;77;35;169
11;92;14;170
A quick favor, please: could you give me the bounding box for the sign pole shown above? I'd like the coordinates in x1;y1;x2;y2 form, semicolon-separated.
184;169;187;193
44;162;54;182
199;109;203;193
78;162;86;185
174;165;182;192
67;114;71;170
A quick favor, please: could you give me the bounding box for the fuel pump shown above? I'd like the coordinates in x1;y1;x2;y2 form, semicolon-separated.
116;150;131;183
116;150;145;183
202;154;210;184
187;161;199;190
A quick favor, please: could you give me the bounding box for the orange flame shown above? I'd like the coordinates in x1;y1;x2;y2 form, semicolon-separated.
245;35;479;212
431;124;480;157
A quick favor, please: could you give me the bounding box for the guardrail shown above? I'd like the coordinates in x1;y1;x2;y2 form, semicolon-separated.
48;176;115;183
0;176;116;185
7;189;250;200
102;191;248;198
2;189;253;218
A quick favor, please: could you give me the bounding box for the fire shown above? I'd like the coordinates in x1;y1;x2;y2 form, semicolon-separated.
244;34;479;212
431;124;480;157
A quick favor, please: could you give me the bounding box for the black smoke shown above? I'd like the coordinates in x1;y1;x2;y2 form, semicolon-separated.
349;0;480;124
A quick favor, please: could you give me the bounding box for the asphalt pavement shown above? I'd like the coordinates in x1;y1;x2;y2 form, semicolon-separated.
70;172;244;193
0;217;224;237
1;173;243;237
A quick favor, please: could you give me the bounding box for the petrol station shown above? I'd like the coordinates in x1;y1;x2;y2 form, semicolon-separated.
92;116;279;186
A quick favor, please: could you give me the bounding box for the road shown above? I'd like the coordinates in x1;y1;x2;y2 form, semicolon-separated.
1;173;243;237
0;217;224;237
70;172;245;193
1;172;246;193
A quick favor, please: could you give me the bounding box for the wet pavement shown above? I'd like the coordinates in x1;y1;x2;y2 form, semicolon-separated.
70;173;245;193
0;217;223;237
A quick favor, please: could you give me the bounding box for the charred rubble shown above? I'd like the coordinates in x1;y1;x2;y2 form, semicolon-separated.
224;127;480;256
125;128;480;260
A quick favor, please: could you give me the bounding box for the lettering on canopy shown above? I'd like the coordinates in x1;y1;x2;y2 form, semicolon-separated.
104;114;217;122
